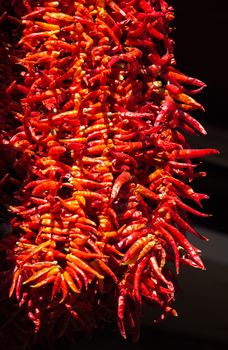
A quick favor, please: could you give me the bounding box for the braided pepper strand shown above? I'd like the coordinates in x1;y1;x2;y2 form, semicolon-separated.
0;0;218;344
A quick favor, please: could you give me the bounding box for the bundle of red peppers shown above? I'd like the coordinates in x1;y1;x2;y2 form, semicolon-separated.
0;0;218;346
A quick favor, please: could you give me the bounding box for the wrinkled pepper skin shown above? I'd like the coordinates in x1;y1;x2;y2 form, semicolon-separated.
0;0;218;346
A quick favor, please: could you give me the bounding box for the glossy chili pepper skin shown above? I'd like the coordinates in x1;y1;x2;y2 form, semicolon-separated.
0;0;218;346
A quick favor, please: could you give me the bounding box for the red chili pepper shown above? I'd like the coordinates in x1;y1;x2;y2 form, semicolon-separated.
172;148;219;159
133;256;150;302
117;282;128;339
161;221;205;270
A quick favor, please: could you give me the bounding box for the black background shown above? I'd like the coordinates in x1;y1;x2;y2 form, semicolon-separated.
173;0;228;235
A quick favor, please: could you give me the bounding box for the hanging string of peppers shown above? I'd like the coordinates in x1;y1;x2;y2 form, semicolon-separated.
0;0;218;345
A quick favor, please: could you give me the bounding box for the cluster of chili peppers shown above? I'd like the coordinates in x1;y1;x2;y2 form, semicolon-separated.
0;0;218;346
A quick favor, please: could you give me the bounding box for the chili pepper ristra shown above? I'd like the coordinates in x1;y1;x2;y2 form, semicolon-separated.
0;0;218;344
